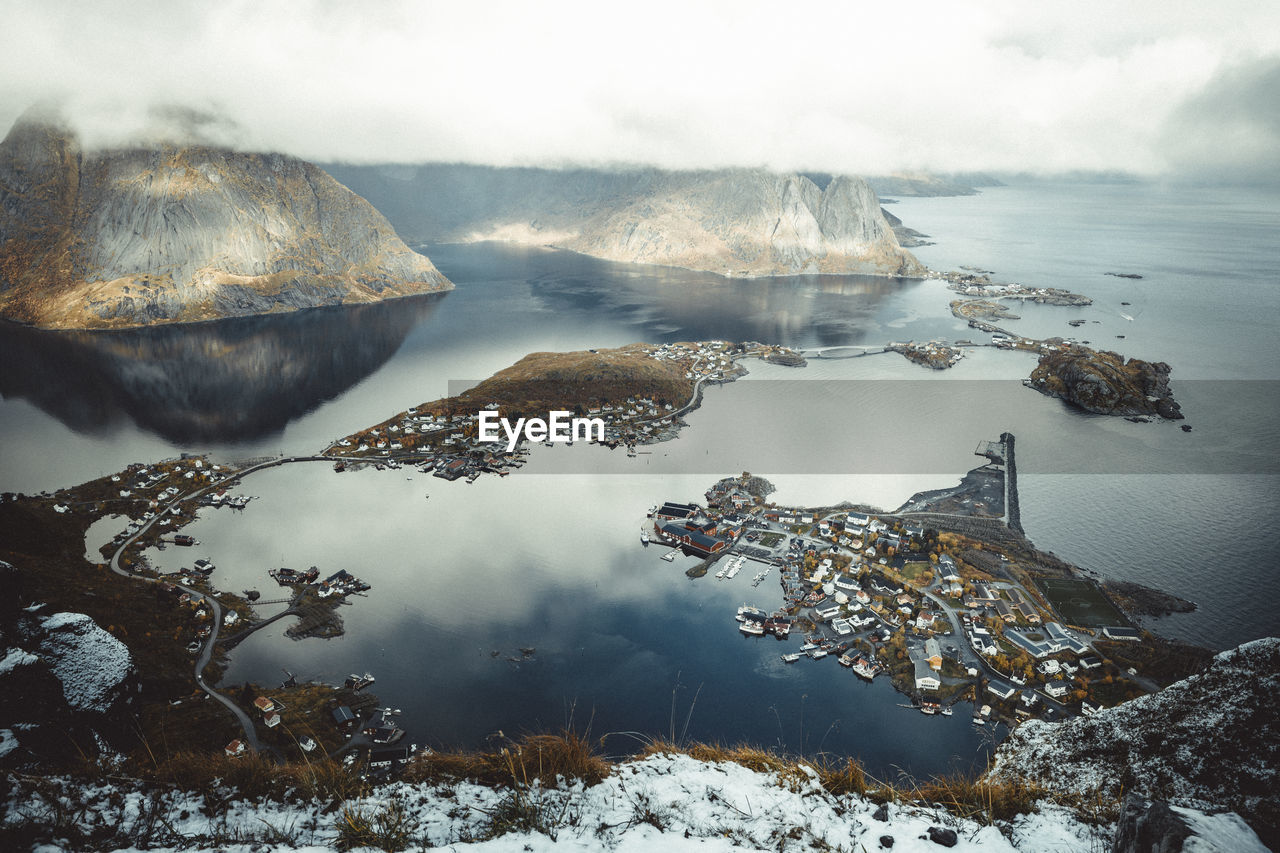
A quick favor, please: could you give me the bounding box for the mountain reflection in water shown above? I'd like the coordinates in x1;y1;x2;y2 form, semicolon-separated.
0;293;448;444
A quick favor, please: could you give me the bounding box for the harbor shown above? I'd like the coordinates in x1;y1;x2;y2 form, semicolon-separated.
642;437;1139;729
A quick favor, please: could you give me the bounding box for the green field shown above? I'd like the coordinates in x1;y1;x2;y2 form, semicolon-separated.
757;531;785;548
1035;576;1126;627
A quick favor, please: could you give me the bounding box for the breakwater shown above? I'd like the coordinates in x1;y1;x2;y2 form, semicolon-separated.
1003;431;1023;533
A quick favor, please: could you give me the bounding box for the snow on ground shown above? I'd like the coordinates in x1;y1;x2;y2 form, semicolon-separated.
6;753;1114;852
0;729;18;758
37;612;134;712
987;637;1279;834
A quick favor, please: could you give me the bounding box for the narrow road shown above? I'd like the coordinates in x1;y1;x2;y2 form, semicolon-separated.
107;455;339;754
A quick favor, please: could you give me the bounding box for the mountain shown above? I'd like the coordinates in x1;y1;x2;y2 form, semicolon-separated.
987;637;1280;847
325;163;923;279
0;113;452;330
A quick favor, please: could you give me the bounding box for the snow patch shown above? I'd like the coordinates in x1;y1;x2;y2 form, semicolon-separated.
0;648;39;674
38;612;134;712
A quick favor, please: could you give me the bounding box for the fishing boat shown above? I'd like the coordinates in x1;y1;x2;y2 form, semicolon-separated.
781;652;802;663
920;701;940;715
739;620;765;636
808;648;828;659
640;530;650;545
736;604;766;622
940;706;953;717
344;672;376;691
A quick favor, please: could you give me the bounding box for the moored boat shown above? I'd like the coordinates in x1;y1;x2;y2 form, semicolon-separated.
739;620;765;636
781;652;802;663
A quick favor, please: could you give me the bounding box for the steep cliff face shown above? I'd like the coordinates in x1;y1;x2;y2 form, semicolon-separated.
987;637;1280;848
327;163;923;279
0;116;452;330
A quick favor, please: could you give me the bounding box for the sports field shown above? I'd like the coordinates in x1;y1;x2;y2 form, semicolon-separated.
1035;576;1125;627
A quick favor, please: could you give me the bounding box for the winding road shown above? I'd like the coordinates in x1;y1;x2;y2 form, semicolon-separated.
107;455;338;754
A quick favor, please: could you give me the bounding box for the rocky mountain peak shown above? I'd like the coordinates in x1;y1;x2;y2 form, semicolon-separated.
0;113;452;330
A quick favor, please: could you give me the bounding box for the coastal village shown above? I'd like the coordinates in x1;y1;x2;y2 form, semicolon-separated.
643;436;1160;727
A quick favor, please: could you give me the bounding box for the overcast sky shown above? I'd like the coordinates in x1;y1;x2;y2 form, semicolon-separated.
2;0;1278;180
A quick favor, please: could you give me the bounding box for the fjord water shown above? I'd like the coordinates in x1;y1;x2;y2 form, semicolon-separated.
2;180;1277;774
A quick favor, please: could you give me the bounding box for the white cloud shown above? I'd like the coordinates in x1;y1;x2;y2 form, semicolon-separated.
1;0;1277;179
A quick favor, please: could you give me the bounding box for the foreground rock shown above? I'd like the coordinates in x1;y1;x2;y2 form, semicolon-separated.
0;112;452;329
1112;794;1268;853
1028;345;1183;419
0;559;140;767
328;163;923;279
987;638;1279;847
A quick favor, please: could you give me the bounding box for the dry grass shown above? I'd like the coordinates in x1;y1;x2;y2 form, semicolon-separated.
149;750;368;803
403;729;610;789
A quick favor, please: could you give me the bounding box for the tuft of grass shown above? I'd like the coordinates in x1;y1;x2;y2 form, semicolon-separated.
334;797;418;852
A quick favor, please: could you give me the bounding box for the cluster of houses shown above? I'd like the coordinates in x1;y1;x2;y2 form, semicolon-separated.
103;458;224;543
889;340;964;369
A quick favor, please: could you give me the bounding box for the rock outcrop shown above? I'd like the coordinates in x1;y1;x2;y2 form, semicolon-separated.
0;112;452;329
0;560;140;767
1112;794;1269;853
326;163;923;279
987;638;1280;848
1028;345;1183;419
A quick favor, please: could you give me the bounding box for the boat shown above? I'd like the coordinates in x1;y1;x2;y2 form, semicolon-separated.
640;530;650;545
661;549;679;562
800;641;818;652
344;672;376;691
739;620;765;636
920;701;940;715
781;653;802;663
940;706;953;717
973;715;985;725
715;565;729;579
808;648;828;659
838;652;855;667
736;604;766;622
